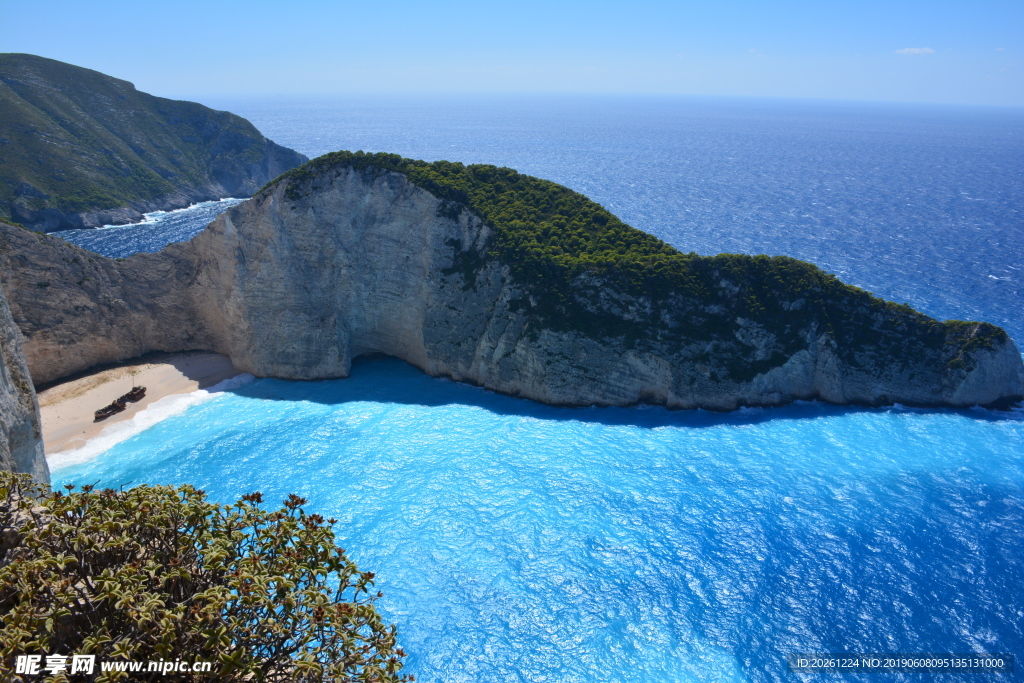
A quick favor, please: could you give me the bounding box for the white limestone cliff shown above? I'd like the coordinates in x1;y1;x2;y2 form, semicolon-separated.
1;164;1021;412
0;283;48;484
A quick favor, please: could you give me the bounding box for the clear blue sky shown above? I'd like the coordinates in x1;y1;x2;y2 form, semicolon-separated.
1;0;1021;106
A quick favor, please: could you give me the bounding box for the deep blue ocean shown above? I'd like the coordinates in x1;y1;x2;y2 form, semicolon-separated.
51;96;1024;682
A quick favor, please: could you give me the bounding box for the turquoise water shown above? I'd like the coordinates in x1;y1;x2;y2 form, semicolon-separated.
52;357;1024;682
49;97;1024;680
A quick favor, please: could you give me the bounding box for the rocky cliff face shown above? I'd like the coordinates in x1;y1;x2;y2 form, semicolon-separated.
0;53;307;232
0;225;207;385
0;282;48;484
184;168;1024;409
2;161;1022;411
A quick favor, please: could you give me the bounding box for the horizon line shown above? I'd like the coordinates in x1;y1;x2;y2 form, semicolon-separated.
161;91;1024;111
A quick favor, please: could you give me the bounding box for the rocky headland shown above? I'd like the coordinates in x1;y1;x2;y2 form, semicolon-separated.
0;54;307;232
1;151;1022;413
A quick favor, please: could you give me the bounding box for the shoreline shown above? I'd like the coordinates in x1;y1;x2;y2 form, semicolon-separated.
39;351;242;456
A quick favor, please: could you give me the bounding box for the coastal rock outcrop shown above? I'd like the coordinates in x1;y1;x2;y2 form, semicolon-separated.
0;226;209;385
1;153;1022;411
0;282;48;484
0;53;307;232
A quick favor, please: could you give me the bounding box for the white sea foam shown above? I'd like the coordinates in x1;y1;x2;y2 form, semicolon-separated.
47;373;256;472
98;198;246;230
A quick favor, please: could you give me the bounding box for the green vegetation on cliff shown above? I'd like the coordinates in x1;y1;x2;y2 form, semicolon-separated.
0;472;412;682
0;54;306;230
271;151;1007;383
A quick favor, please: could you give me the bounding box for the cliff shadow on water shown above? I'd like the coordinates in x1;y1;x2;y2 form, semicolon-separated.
220;354;1024;430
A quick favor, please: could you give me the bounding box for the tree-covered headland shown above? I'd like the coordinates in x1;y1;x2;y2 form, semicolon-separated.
271;152;1005;383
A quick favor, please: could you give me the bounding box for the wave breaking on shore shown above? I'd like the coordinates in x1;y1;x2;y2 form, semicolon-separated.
47;373;256;472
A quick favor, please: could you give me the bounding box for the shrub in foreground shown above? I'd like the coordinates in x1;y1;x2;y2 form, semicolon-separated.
0;472;412;682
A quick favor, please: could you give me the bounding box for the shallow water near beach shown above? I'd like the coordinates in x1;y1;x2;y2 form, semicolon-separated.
51;357;1024;683
50;96;1024;681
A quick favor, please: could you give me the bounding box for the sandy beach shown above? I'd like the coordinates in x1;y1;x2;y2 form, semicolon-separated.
38;352;241;455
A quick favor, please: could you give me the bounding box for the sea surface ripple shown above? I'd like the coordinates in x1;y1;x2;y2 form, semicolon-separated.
52;358;1024;683
52;198;244;258
49;97;1024;682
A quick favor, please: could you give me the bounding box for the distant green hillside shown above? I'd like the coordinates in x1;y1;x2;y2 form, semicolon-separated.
0;53;306;231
